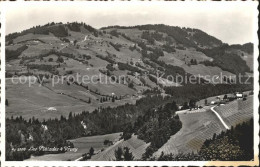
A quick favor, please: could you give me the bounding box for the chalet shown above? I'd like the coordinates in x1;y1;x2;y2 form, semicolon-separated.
210;101;215;105
132;94;138;99
236;93;243;99
48;107;57;111
137;89;143;94
113;63;118;68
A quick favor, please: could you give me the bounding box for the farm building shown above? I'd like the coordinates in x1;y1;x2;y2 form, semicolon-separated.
48;107;57;111
236;93;243;99
210;101;216;105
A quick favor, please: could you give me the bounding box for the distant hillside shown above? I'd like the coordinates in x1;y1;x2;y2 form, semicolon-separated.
101;24;223;48
5;22;253;117
197;44;253;74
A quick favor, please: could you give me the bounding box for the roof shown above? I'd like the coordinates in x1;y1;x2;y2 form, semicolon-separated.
236;93;243;97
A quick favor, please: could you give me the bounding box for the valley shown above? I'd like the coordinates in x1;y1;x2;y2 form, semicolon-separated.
23;93;253;161
5;22;254;161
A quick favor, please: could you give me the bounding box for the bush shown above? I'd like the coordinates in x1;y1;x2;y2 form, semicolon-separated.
57;56;64;63
128;82;134;89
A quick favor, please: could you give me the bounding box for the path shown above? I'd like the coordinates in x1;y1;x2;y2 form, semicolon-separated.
210;106;230;130
58;43;69;51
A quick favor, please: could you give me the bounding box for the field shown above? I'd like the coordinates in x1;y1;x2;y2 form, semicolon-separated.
6;78;87;120
25;133;122;161
158;49;236;83
13;33;62;44
91;135;149;161
154;94;254;157
159;49;212;66
214;95;253;127
154;108;225;157
6;78;136;120
181;64;235;83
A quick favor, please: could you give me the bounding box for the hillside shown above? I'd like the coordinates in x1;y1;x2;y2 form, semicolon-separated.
26;132;122;161
5;22;253;120
91;135;149;161
5;22;254;161
153;94;253;158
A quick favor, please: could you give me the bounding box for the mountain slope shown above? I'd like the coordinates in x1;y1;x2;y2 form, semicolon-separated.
5;22;253;119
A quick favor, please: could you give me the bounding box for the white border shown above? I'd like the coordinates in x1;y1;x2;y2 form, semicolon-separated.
1;4;7;165
0;1;259;166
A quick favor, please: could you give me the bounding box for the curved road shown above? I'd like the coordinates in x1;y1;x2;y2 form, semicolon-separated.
210;106;230;130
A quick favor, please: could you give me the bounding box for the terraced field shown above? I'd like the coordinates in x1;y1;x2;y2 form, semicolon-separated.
154;95;254;157
154;109;225;157
91;135;149;161
214;95;253;127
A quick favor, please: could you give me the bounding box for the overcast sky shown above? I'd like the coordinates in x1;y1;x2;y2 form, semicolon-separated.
3;1;258;44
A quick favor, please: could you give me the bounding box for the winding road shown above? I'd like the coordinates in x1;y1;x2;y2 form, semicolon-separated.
210;106;230;130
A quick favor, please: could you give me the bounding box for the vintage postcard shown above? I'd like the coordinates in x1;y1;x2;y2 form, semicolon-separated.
0;1;259;166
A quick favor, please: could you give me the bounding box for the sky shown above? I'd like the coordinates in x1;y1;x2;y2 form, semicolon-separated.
3;1;258;44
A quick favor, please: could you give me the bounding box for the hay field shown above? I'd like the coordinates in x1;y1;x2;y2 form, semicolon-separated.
154;108;225;157
214;95;253;127
5;78;89;120
6;76;137;120
25;133;122;161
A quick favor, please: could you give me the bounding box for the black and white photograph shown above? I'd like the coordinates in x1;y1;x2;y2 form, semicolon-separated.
0;1;259;166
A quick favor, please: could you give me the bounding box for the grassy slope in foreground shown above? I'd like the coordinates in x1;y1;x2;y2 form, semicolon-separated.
153;95;253;157
214;95;253;127
25;133;122;161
